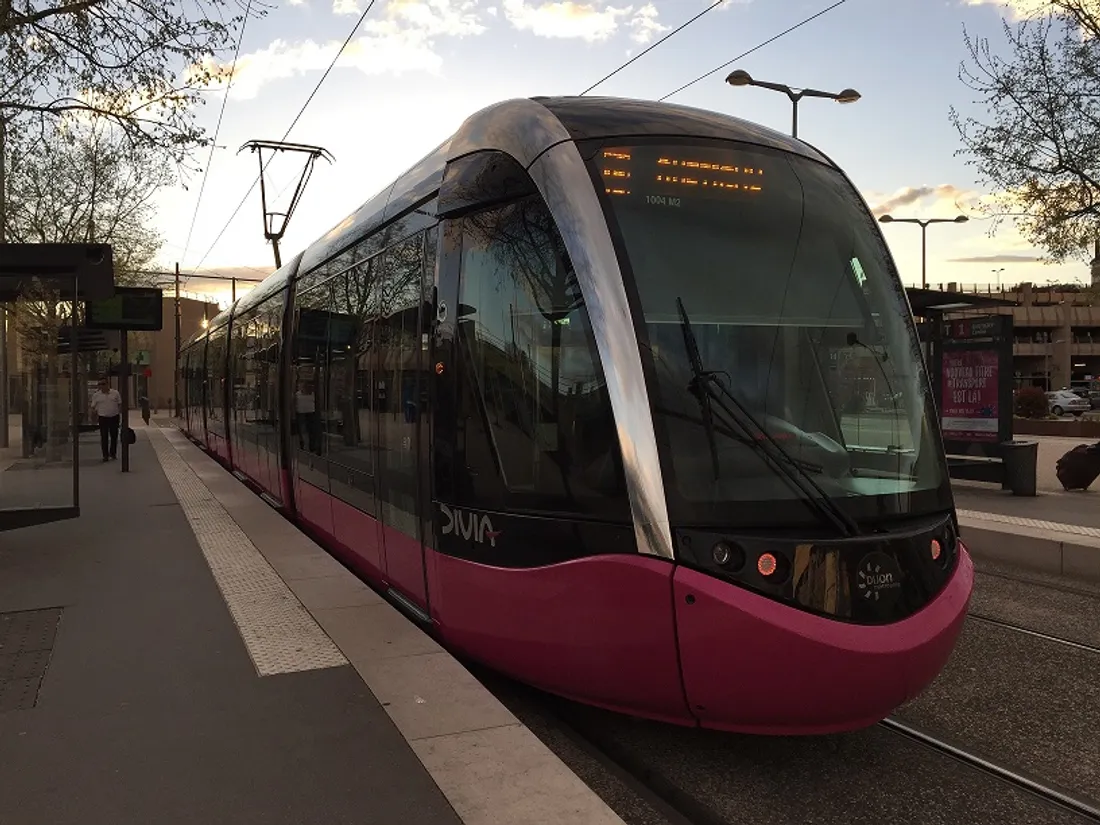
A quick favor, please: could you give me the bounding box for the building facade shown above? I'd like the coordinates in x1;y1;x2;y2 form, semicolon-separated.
938;282;1100;392
133;296;221;411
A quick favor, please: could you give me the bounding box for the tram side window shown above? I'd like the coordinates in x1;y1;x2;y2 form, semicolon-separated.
206;329;228;437
230;314;253;426
257;294;284;428
324;264;378;514
374;232;427;532
292;276;332;461
456;195;628;518
188;347;205;424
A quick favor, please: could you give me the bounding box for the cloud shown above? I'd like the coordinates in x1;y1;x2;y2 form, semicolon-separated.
962;0;1052;20
501;0;668;43
333;0;361;12
947;254;1044;263
502;0;628;41
628;3;667;43
866;184;982;218
193;0;486;98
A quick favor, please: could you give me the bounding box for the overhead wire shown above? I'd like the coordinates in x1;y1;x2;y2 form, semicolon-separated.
179;0;255;267
186;0;379;279
579;0;727;96
188;0;848;282
657;0;850;101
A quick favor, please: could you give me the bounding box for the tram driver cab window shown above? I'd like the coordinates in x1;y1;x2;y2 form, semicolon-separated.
454;193;628;520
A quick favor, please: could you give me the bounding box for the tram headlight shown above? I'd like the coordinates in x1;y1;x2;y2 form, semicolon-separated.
711;541;745;572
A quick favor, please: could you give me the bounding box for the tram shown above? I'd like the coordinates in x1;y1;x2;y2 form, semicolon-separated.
179;96;973;734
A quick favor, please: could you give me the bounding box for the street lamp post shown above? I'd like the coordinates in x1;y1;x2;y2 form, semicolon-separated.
725;69;860;139
877;214;970;290
992;267;1005;292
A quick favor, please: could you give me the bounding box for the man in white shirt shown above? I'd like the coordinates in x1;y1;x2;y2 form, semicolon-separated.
90;378;122;462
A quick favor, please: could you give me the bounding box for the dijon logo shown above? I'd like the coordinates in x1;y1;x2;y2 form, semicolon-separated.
857;551;903;603
440;503;500;547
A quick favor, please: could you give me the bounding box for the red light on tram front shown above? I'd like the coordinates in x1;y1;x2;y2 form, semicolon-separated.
930;539;942;561
757;553;778;577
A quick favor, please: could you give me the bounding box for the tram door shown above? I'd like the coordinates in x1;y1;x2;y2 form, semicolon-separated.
372;229;434;612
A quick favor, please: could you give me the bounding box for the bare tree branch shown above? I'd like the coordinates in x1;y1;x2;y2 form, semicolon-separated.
1;0;264;164
952;2;1100;263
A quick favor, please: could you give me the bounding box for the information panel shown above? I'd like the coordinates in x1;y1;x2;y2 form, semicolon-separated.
85;286;164;331
936;314;1013;448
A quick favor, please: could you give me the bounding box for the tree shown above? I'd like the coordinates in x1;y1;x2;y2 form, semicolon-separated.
951;2;1100;263
5;120;171;458
0;0;256;161
4;120;168;280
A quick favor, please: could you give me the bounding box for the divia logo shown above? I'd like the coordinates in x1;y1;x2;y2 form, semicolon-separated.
856;551;903;604
439;503;501;547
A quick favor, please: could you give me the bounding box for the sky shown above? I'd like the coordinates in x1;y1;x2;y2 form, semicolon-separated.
155;0;1083;306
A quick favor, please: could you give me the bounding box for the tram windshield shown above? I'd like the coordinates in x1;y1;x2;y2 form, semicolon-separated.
591;140;951;526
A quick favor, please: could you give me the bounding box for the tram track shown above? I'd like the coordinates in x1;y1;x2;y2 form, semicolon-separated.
975;567;1100;602
967;613;1100;656
879;717;1100;823
476;653;1100;825
544;690;1100;825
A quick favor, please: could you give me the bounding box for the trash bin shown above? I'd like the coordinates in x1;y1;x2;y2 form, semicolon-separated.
1001;440;1038;496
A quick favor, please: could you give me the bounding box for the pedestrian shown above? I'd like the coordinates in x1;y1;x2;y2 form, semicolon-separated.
90;378;122;462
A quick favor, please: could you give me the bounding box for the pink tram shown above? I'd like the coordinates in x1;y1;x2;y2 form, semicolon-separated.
178;97;973;734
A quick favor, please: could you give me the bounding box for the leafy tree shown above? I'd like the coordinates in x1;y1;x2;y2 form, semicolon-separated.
5;120;167;281
6;120;173;457
0;0;257;161
951;2;1100;263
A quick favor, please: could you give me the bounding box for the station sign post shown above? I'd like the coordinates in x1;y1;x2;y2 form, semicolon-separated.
85;287;164;472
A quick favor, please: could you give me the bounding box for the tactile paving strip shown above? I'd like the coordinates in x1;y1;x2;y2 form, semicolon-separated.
0;608;61;712
957;509;1100;539
148;429;347;677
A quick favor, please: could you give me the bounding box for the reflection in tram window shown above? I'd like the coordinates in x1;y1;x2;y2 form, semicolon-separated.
456;195;628;519
595;141;944;522
327;260;379;515
373;233;428;536
291;273;332;500
205;326;228;440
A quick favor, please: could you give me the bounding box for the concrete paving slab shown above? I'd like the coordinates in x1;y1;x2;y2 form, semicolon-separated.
291;574;384;610
413;723;628;825
313;602;444;662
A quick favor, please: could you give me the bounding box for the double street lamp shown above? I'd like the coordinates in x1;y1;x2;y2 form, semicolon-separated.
878;214;969;290
725;69;861;139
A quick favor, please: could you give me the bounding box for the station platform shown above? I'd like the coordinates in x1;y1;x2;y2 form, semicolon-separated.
0;420;623;825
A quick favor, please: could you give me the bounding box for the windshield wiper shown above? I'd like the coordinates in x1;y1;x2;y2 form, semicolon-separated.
675;297;860;538
676;298;722;481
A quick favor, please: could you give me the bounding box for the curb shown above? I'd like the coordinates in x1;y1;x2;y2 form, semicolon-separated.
958;514;1100;583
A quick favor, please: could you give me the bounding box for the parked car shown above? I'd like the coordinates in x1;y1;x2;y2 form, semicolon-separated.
1047;389;1090;417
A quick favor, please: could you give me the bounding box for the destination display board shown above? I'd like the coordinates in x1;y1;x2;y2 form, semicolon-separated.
85;286;164;331
599;147;766;204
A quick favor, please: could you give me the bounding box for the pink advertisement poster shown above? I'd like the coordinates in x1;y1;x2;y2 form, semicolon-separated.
941;350;999;442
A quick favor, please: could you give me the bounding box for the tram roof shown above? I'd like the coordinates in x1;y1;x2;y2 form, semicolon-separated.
184;96;840;345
